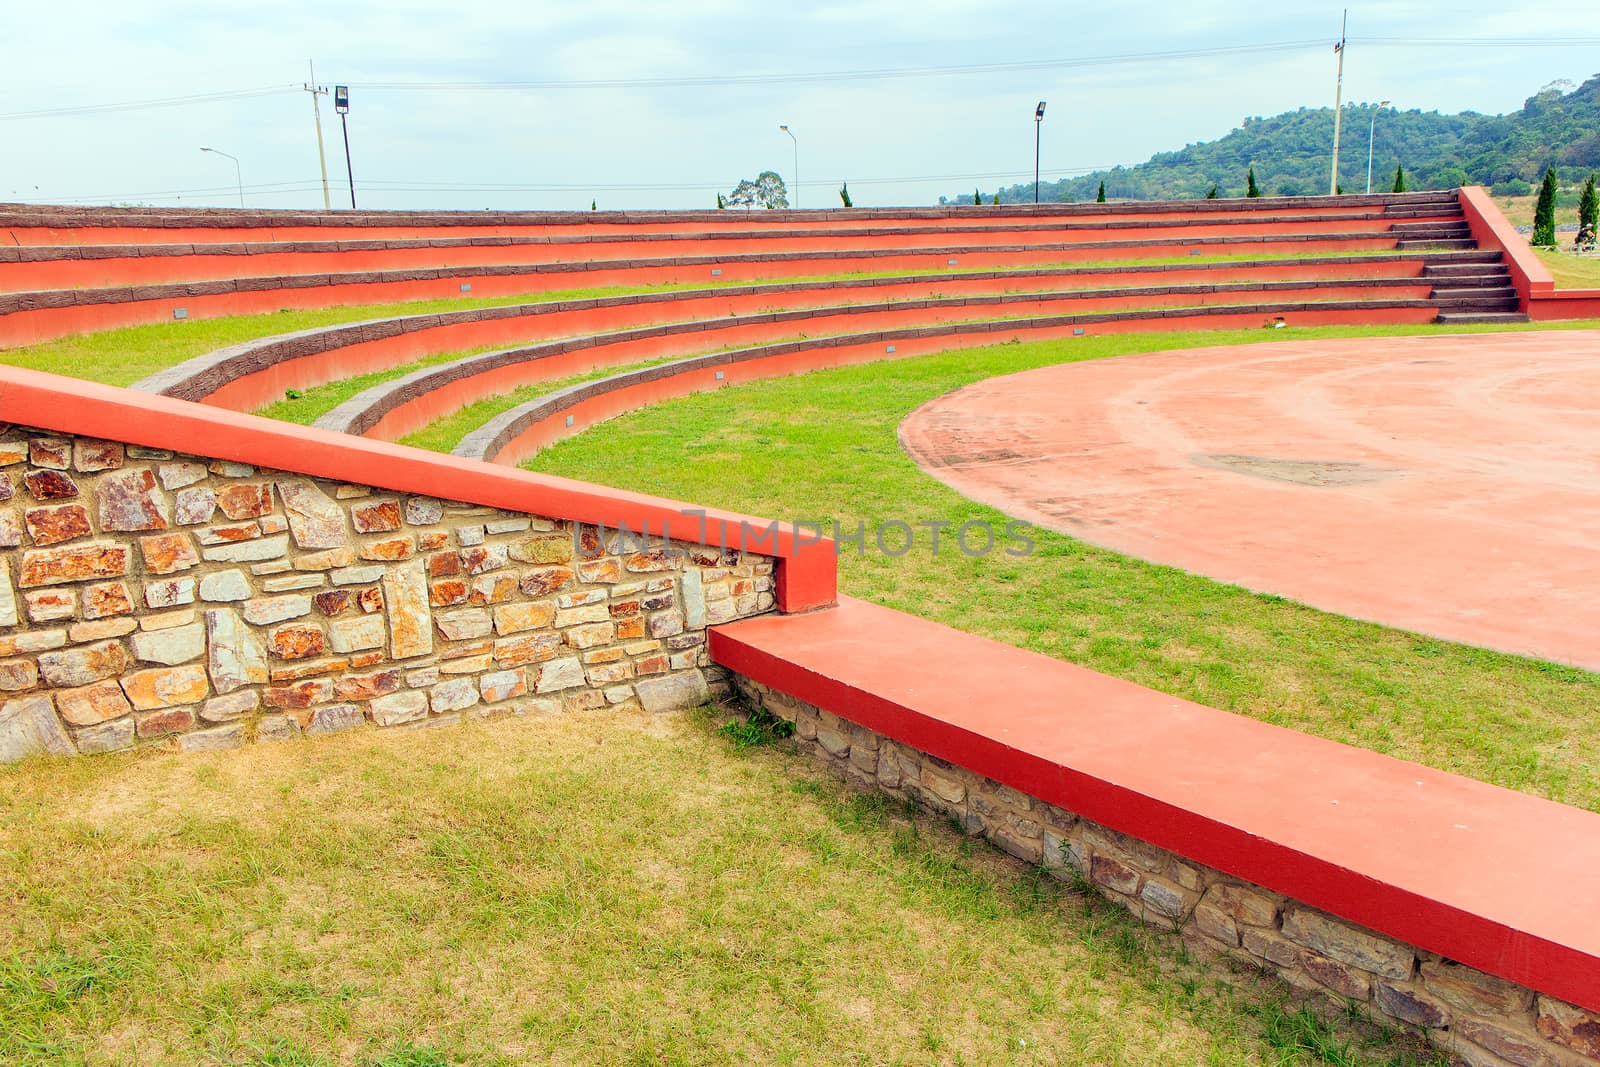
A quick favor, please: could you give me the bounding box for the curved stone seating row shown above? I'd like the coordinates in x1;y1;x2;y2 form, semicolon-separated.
0;227;1486;349
0;209;1468;294
133;252;1500;411
313;280;1455;443
0;192;1461;246
450;298;1445;466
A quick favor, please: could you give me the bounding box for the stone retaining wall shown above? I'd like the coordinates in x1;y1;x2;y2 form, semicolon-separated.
733;675;1600;1067
0;425;774;761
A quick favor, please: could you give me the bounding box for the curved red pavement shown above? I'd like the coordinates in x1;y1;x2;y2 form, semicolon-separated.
900;331;1600;670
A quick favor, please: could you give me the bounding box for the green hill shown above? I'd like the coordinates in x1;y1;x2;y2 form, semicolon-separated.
949;74;1600;203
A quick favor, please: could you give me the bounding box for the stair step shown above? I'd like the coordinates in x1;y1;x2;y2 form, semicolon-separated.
1435;311;1529;324
1392;220;1470;230
1424;264;1509;277
1429;284;1518;296
1397;239;1478;250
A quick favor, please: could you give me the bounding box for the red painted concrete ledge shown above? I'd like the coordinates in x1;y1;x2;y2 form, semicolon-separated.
710;596;1600;1013
0;366;835;611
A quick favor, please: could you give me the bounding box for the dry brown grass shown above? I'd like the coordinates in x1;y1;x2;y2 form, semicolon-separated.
0;709;1440;1066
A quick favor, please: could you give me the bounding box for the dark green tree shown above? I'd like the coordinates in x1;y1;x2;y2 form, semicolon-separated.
1533;166;1558;245
1577;172;1597;249
591;200;597;211
1392;164;1408;193
991;192;1000;205
973;187;983;205
1246;167;1261;197
1206;184;1218;199
716;192;726;210
839;181;853;208
1096;181;1106;203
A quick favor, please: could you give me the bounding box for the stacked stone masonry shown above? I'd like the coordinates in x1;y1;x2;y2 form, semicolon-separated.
0;426;774;761
735;677;1600;1067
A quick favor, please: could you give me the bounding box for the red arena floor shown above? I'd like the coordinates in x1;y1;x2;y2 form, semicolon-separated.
900;331;1600;670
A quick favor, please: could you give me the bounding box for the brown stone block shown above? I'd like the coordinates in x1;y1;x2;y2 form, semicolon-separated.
1420;959;1531;1017
139;533;199;575
28;438;71;470
577;557;621;584
268;657;350;682
334;668;403;701
417;532;449;551
198;521;260;545
216;482;274;520
136;706;195;738
635;654;670;675
314;589;353;615
1281;907;1414;980
518;566;572;598
493;632;562;667
359;536;414;561
1089;853;1143;896
25;588;75;622
429;579;468;607
264;679;335;709
1537;996;1600;1058
427;551;461;578
25;504;91;546
510;536;572;564
269;623;327;660
468;574;517;605
494;600;556;635
624;549;680;573
23;470;78;500
351;499;402;533
19;541;129;588
82;581;133;619
615;617;646;640
356;587;384;614
1375;982;1448;1029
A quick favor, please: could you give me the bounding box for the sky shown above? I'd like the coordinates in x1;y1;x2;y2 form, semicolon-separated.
4;1;1597;211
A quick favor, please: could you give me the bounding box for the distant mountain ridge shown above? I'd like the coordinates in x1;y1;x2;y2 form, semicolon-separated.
947;74;1600;204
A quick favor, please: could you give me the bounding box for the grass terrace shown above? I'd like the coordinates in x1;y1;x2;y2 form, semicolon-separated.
0;246;1431;386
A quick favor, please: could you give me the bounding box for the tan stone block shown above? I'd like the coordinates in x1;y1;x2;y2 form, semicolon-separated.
216;482;273;520
615;617;646;640
0;658;38;692
55;680;133;726
96;468;168;531
1455;1017;1561;1067
269;657;349;682
440;654;494;675
585;661;634;686
1190;901;1241;947
494;600;556;635
1375;981;1449;1029
264;679;335;709
1303;951;1374;1001
369;690;428;726
197;521;262;546
359;536;414;561
328;614;386;654
39;640;129;687
576;558;621;583
564;621;614;649
1089;853;1142;896
1281;907;1414;980
555;603;609;627
351;499;402;533
494;632;562;667
275;479;347;548
921;764;966;805
1420;959;1531;1018
291;547;355;571
333;668;403;701
141;607;197;632
121;664;209;710
468;574;517;605
199;690;258;723
478;669;528;703
509;536;572;564
205;607;268;693
383;563;432;659
25;588;76;622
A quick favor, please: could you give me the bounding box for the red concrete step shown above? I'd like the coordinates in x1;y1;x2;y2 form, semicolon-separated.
707;596;1600;1013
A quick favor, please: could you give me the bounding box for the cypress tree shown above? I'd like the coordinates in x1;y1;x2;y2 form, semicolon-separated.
1246;167;1260;198
974;188;983;206
1096;181;1106;203
1533;166;1558;246
839;181;853;208
1392;164;1407;193
716;193;726;210
1206;184;1218;199
1578;172;1597;249
991;192;1000;205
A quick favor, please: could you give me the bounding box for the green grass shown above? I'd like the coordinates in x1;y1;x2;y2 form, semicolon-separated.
0;706;1445;1065
521;321;1600;812
1535;248;1600;289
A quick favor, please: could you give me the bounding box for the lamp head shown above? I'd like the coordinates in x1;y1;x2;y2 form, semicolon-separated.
1035;101;1046;121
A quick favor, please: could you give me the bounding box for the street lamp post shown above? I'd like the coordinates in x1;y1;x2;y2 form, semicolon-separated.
779;124;798;209
199;147;243;208
1366;100;1391;194
334;85;356;210
1034;101;1046;204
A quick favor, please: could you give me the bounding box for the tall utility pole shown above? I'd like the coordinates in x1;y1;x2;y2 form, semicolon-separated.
304;61;332;210
1329;11;1347;195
